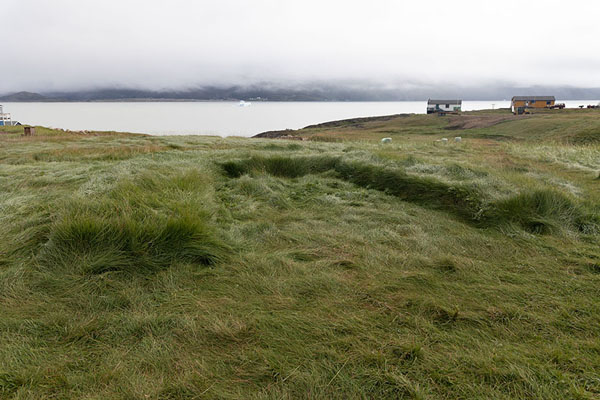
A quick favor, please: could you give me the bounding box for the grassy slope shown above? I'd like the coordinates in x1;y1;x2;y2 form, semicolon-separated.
0;109;599;399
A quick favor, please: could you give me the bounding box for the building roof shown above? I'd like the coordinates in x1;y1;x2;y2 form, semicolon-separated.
427;99;462;105
511;96;555;101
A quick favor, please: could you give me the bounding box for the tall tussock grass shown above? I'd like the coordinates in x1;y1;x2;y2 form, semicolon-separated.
483;189;599;234
39;170;228;274
43;214;224;274
220;155;599;234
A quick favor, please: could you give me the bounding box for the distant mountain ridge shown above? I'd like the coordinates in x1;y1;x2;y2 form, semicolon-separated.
0;91;61;102
2;85;600;102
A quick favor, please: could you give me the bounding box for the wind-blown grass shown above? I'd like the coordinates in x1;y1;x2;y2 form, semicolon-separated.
1;114;600;399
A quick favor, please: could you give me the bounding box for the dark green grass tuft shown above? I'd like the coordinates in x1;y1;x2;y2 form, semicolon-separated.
484;189;599;234
570;129;600;145
43;214;225;274
37;170;228;274
220;155;339;178
0;373;24;396
432;256;459;273
390;345;422;363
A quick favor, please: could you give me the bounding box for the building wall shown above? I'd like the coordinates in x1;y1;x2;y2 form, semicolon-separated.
427;103;461;112
512;99;555;110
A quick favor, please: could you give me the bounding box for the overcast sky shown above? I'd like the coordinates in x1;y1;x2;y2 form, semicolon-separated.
2;0;599;93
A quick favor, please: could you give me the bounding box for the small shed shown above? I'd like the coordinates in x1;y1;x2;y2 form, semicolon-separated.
427;99;462;114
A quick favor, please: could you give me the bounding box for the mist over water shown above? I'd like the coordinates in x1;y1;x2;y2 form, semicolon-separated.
3;101;597;137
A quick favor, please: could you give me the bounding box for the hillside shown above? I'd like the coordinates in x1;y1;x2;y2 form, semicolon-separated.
0;110;599;399
0;91;58;102
256;108;600;144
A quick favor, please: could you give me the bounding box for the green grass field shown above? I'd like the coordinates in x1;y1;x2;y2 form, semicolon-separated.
0;109;599;399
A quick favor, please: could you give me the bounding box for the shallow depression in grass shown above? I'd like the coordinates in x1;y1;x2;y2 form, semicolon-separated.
219;155;599;234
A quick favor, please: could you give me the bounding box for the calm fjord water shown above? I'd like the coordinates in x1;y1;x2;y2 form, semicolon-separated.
2;101;596;137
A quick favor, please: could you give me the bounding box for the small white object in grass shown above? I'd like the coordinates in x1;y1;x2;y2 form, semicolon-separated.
441;138;449;144
381;137;392;144
455;137;462;142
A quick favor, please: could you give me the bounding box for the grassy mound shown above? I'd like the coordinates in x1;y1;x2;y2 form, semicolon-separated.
43;214;223;274
220;155;598;234
484;189;599;234
39;170;227;274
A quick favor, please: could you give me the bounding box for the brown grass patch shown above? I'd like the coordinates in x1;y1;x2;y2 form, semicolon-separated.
31;144;173;161
446;115;527;130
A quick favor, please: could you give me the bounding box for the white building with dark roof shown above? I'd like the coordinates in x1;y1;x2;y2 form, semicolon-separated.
427;99;462;114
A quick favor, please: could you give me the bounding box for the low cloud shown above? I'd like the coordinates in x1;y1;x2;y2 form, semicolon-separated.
2;0;599;93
